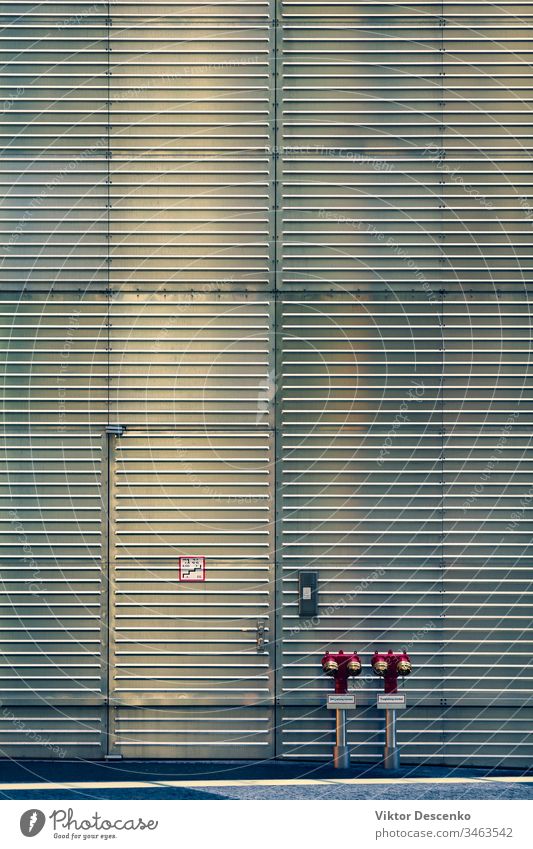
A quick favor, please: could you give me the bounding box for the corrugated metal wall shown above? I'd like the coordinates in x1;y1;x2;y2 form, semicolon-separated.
276;0;533;766
1;0;532;764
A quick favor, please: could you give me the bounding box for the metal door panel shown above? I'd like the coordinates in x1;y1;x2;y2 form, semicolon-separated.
108;429;274;757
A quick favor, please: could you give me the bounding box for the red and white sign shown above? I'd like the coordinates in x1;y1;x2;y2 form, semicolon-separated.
179;556;206;582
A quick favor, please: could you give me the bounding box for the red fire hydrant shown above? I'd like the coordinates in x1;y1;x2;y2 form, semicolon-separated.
321;650;361;770
371;649;412;770
321;650;362;693
371;649;412;693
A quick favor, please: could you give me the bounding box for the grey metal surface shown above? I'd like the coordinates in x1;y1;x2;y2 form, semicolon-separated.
109;22;271;156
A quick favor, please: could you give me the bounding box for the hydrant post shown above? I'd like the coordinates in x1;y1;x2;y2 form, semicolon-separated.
384;708;400;770
334;709;350;769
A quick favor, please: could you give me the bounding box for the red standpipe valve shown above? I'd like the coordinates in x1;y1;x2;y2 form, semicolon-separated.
321;650;362;694
371;648;412;693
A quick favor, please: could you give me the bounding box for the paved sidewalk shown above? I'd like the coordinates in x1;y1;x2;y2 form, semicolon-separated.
0;761;532;799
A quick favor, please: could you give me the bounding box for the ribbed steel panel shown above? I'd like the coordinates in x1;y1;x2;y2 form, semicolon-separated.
108;430;274;756
443;5;533;153
109;158;271;290
0;293;107;426
278;431;444;709
281;5;442;154
277;286;533;753
280;1;532;155
0;431;106;709
281;706;533;767
275;0;533;765
0;18;108;154
109;22;271;155
114;706;272;758
3;0;533;767
0;705;104;760
280;156;442;292
443;298;533;429
0;6;108;291
280;297;442;428
280;156;533;292
0;158;108;292
109;293;273;426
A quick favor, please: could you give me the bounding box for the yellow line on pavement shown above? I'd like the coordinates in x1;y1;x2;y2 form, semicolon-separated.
0;776;530;791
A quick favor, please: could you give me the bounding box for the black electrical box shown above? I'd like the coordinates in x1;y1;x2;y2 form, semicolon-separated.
298;571;318;617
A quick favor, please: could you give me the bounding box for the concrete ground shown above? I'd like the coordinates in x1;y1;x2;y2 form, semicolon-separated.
0;760;533;799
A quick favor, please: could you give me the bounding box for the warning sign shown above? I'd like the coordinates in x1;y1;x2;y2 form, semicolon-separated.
179;556;206;582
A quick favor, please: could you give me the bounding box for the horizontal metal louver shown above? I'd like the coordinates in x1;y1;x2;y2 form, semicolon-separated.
0;293;107;426
280;156;533;291
276;0;533;765
109;158;272;290
109;22;271;156
0;158;108;291
2;0;532;767
114;706;272;758
0;17;108;155
280;297;442;428
280;706;533;767
443;298;533;428
109;293;273;426
279;431;444;708
0;706;104;759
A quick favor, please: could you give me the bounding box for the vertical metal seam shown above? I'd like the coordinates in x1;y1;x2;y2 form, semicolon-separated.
105;0;112;756
440;0;447;763
101;429;110;757
272;0;281;757
106;0;111;428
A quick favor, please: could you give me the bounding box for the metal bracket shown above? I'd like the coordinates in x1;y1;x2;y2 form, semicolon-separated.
256;619;266;653
106;424;126;436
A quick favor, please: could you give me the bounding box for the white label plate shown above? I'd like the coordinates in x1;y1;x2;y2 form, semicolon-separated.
377;693;406;709
327;694;356;710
